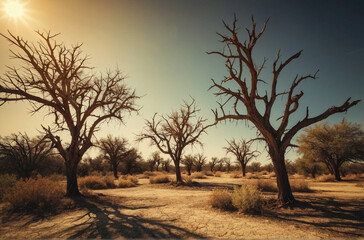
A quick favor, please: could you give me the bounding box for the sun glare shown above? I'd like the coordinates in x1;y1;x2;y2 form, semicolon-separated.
3;0;24;19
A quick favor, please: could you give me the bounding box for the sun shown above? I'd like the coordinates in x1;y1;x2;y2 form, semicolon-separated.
3;0;25;19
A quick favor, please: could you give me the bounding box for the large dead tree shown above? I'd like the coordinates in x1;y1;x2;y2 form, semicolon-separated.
209;16;360;204
137;99;212;183
225;138;259;177
97;135;130;178
0;31;139;196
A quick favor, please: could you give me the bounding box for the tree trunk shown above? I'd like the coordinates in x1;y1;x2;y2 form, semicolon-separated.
242;164;246;177
272;154;295;205
187;168;191;176
334;165;342;181
174;161;183;183
112;163;118;179
66;164;81;197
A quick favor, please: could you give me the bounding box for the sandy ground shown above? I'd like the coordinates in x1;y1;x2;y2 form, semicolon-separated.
0;174;363;239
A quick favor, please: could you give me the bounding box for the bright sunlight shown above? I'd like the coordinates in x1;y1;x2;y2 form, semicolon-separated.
3;0;24;19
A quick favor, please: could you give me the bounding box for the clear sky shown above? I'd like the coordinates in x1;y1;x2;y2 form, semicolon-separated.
0;0;363;164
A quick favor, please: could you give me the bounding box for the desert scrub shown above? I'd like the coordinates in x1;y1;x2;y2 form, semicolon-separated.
214;171;222;177
192;172;207;179
204;170;214;176
317;174;336;182
230;172;242;178
0;174;17;201
117;175;138;188
79;175;116;189
208;188;234;211
149;174;170;184
290;179;311;192
256;179;277;192
142;171;157;178
231;184;262;214
182;175;194;185
3;177;65;212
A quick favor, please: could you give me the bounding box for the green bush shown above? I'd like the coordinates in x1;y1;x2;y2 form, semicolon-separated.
0;174;17;201
149;174;170;184
208;188;234;211
3;177;65;212
231;184;262;214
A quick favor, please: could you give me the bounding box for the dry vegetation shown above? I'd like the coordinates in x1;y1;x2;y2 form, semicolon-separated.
0;171;363;239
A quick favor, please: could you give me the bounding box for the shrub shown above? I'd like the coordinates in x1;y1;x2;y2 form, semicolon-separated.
317;174;336;182
117;179;136;188
126;175;139;184
230;172;242;178
208;188;234;211
344;174;361;181
204;170;214;176
3;177;65;212
149;174;170;184
256;180;277;192
47;174;66;182
290;179;311;192
142;171;157;178
214;171;222;177
183;175;194;185
104;176;117;188
192;172;207;179
231;184;262;214
0;174;17;201
79;176;106;189
245;172;259;179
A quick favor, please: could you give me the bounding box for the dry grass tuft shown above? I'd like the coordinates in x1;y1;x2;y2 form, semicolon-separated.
0;174;17;201
3;177;65;212
208;188;234;211
192;172;207;179
256;179;277;192
232;184;262;214
142;171;157;178
204;170;214;176
149;174;170;184
317;174;336;182
344;174;362;181
290;179;311;192
230;172;242;178
214;171;222;177
79;175;117;189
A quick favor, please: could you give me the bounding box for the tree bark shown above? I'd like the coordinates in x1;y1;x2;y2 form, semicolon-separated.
66;164;81;197
334;165;342;181
112;163;118;179
242;164;246;177
174;160;183;183
272;153;295;204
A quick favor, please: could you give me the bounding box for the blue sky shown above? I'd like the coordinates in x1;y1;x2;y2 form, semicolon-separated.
0;0;363;164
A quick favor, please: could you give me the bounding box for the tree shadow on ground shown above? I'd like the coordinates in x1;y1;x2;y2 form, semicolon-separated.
264;195;364;238
49;194;204;239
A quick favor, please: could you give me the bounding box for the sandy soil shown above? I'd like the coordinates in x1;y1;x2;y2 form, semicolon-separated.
0;174;363;239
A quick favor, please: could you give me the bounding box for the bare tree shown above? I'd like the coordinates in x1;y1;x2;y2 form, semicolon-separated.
97;135;130;178
182;154;195;176
208;16;360;204
0;133;53;179
162;159;172;172
208;157;219;172
222;157;232;172
225;138;259;176
137;99;212;183
194;153;206;172
150;151;163;171
0;31;139;196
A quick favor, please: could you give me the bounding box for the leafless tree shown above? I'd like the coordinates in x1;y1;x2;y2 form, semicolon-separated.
225;138;259;176
137;99;213;183
208;157;219;172
0;31;139;196
162;159;172;172
222;157;232;172
0;133;53;179
194;153;206;172
182;154;195;176
97;135;130;178
208;16;360;204
151;151;163;171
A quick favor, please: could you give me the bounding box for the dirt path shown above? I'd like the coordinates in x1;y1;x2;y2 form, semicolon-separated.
0;176;363;239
